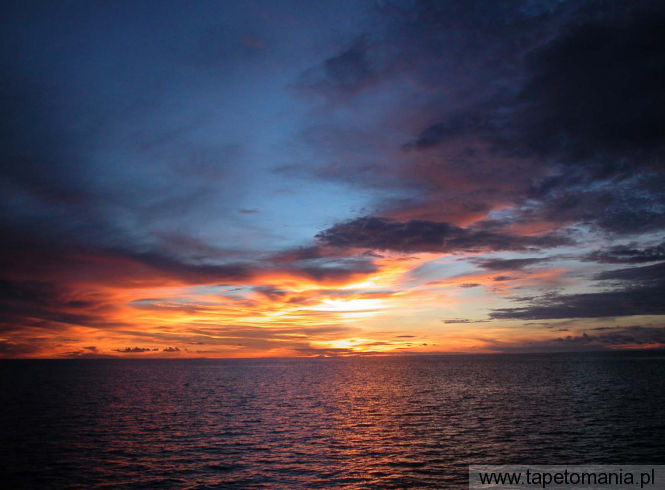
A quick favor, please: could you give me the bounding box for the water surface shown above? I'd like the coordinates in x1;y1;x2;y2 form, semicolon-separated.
2;352;664;487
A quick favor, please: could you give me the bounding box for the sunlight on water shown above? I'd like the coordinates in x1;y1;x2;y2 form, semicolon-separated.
1;353;664;487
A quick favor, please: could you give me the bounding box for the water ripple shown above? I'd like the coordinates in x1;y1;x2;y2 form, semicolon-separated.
1;352;664;487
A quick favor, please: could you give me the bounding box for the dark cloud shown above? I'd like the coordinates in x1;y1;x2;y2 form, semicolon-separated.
296;259;377;281
123;251;254;284
320;38;374;92
555;327;665;347
0;341;41;356
0;279;60;306
268;245;378;282
399;2;665;167
0;238;253;288
472;257;550;271
113;347;158;353
483;326;665;353
584;243;665;264
522;172;665;235
492;262;665;320
595;261;665;284
316;216;569;253
515;4;665;166
512;5;665;234
252;286;288;300
491;289;665;320
0;279;115;333
270;246;331;263
62;347;117;359
296;37;380;99
402;113;494;152
162;346;180;352
1;236;377;292
289;1;565;223
375;1;665;235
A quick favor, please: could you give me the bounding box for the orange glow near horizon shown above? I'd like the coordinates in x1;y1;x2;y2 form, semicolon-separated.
3;247;662;359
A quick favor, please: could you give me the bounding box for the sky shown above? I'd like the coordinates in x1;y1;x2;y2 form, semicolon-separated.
1;0;664;358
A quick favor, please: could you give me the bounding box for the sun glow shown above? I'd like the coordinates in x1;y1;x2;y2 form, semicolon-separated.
309;298;384;312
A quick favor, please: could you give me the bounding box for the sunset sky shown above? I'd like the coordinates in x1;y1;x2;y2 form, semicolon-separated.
1;0;664;358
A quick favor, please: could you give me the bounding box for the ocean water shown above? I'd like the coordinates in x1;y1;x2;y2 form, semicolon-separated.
1;352;664;488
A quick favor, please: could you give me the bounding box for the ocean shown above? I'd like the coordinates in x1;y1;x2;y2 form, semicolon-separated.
2;352;664;488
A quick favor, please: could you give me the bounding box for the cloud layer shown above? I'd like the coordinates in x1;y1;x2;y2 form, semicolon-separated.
1;0;664;356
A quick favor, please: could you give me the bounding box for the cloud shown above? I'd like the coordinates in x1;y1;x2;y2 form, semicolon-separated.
472;257;551;271
296;37;380;99
289;1;569;225
316;216;569;253
402;113;494;152
0;234;383;348
0;279;118;332
515;5;665;166
501;5;665;234
162;346;180;352
267;245;379;283
555;327;665;347
61;346;118;359
584;243;665;264
595;261;665;283
2;1;665;357
0;341;41;356
295;258;377;282
491;262;665;320
252;286;288;300
270;246;332;263
121;324;366;356
491;290;665;320
486;326;665;353
300;1;665;236
398;3;665;169
521;172;665;235
113;347;158;353
1;237;377;293
0;240;253;288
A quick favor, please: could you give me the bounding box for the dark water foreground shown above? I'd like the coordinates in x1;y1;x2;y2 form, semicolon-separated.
1;352;664;488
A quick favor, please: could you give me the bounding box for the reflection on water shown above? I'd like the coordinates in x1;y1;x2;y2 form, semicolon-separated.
1;352;664;487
